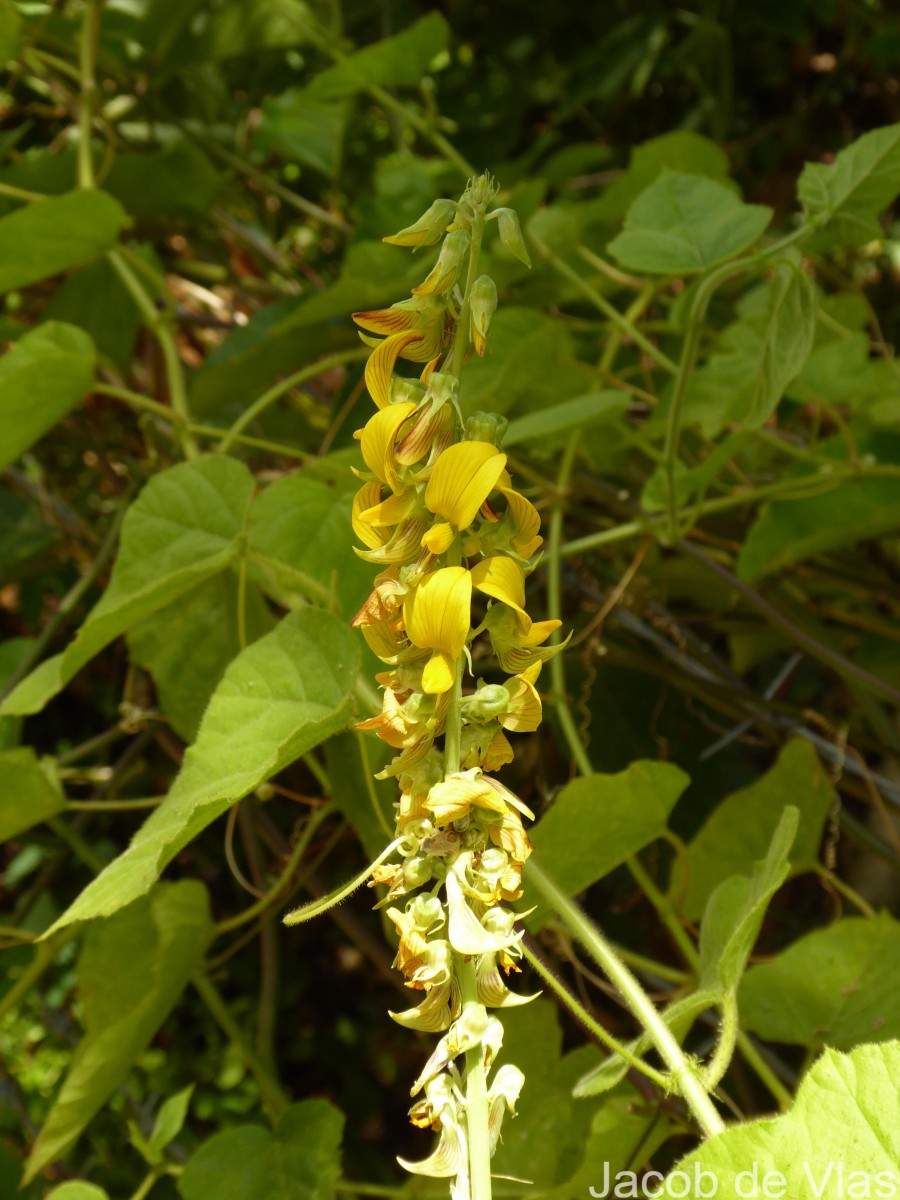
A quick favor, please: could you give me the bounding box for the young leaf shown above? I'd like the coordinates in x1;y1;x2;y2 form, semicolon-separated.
0;322;96;471
525;761;690;929
739;912;900;1048
671;739;833;920
46;1187;109;1200
44;608;360;933
147;1084;195;1163
0;190;128;292
607;170;772;274
179;1100;343;1200
0;747;64;840
25;882;212;1183
2;456;255;717
698;806;798;995
668;1041;900;1187
798;121;900;244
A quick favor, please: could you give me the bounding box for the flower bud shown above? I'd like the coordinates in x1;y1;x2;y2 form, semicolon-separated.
412;230;469;297
409;893;445;932
469;274;497;356
461;684;510;722
482;906;516;937
402;854;434;891
464;410;507;447
383;199;458;248
494;207;531;267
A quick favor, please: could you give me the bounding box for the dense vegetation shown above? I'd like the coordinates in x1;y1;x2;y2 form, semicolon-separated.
2;1;900;1197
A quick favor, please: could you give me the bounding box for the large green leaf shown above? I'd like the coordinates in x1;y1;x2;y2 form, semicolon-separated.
2;456;255;717
179;1100;343;1200
247;475;372;620
607;170;772;274
45;608;360;933
593;130;730;222
698;807;797;995
25;882;212;1182
672;739;833;920
0;190;128;292
40;259;141;371
0;322;96;471
526;761;690;928
127;573;276;742
306;12;449;99
739;436;900;580
0;747;64;840
798;122;900;244
683;260;818;436
669;1041;900;1192
739;912;900;1049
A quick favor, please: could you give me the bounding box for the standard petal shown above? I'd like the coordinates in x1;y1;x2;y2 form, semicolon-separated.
404;567;472;656
425;442;508;530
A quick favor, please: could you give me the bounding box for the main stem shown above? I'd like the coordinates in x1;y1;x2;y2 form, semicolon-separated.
444;188;494;1200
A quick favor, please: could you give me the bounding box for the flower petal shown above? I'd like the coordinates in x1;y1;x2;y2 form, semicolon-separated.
422;650;455;695
352;482;390;549
366;332;425;408
360;401;417;490
497;485;543;558
470;555;528;618
404;567;472;657
425;442;508;530
421;522;456;555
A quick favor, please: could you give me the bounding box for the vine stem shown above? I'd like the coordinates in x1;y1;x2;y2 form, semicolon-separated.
662;225;810;540
525;860;725;1138
77;0;102;189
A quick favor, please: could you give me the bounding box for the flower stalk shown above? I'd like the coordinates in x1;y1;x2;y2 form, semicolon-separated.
286;173;567;1200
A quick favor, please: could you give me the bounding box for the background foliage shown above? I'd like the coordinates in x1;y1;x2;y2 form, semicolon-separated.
2;0;900;1196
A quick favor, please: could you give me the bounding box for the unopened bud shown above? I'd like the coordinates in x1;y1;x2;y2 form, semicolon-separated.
469;274;497;356
409;893;445;932
494;207;531;267
482;907;516;937
462;684;510;721
403;855;434;891
383;199;458;248
412;229;469;297
464;410;508;447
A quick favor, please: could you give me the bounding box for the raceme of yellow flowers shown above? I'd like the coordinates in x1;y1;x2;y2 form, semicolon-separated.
286;174;567;1200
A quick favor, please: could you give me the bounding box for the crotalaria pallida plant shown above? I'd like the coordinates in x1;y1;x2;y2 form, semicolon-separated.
285;174;565;1200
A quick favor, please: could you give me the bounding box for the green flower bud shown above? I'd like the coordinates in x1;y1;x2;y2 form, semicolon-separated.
493;207;531;267
402;854;434;891
461;683;510;722
469;274;497;356
409;893;445;932
383;199;458;248
464;410;508;447
482;906;516;937
412;229;469;297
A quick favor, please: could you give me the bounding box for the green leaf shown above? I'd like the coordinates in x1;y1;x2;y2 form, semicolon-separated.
0;747;64;841
683;259;817;435
2;456;255;717
739;912;900;1048
0;322;96;471
526;761;690;929
0;191;128;292
46;1186;109;1200
503;391;629;446
45;608;360;933
798;122;900;244
738;459;900;581
127;573;276;742
0;0;22;64
698;807;798;994
179;1100;343;1200
306;13;449;100
672;739;833;920
607;170;772;274
594;130;730;222
669;1041;900;1189
255;91;347;177
39;258;141;371
147;1084;194;1163
104;142;222;220
25;882;212;1182
247;475;372;620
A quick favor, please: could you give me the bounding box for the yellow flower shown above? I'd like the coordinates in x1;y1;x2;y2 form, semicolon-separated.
381;199;457;247
354;299;446;408
421;522;456;556
500;663;543;733
483;603;565;674
469;556;528;620
403;566;472;694
352;482;390;550
497;484;543;558
425;442;508;530
359;401;417;491
363;330;427;409
411;229;467;298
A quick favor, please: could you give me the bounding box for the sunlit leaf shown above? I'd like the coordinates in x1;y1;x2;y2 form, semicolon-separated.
799;121;900;244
